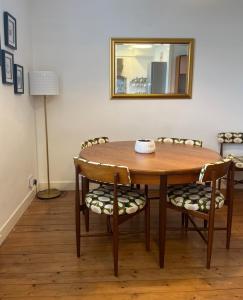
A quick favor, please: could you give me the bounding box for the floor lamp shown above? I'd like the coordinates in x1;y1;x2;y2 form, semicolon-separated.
29;71;61;199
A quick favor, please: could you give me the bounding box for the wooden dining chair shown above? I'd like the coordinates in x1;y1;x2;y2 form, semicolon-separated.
79;136;141;194
218;132;243;189
79;137;109;208
74;157;150;276
157;137;203;147
155;137;203;227
160;159;234;269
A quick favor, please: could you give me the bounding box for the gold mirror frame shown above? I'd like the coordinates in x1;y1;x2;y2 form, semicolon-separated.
110;38;194;99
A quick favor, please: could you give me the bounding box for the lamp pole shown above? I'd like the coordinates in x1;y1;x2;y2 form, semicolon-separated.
44;95;50;191
37;95;61;199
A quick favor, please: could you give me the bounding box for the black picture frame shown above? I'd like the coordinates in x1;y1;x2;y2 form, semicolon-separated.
14;64;24;94
4;12;17;50
0;36;1;67
0;34;1;66
1;50;14;84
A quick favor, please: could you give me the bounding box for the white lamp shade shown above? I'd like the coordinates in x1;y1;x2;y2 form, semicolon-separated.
29;71;59;96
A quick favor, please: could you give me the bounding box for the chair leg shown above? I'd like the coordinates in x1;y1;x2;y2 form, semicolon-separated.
226;206;233;249
226;208;232;249
81;177;85;215
84;207;89;232
218;178;221;190
82;177;89;232
226;172;234;249
112;219;119;277
107;216;112;233
75;204;80;257
181;213;185;227
185;214;189;231
112;175;119;276
145;200;150;251
207;218;214;269
206;177;218;269
226;190;233;249
159;175;167;268
75;169;81;257
204;220;208;229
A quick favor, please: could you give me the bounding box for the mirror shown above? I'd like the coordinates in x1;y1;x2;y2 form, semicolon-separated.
110;38;194;99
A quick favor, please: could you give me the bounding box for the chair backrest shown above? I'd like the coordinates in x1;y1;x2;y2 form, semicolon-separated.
157;137;202;147
198;159;232;183
80;137;109;152
218;132;243;144
74;157;131;185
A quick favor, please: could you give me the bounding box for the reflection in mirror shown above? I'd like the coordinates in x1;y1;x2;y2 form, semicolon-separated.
111;39;194;99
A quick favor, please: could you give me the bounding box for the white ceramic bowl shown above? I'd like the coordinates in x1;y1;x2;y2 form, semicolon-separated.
135;139;156;154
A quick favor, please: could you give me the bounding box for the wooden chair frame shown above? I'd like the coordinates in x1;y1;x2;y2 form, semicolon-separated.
219;142;243;188
159;161;234;269
149;137;203;228
79;137;110;204
74;159;150;276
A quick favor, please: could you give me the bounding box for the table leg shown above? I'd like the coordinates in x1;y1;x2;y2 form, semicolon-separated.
159;175;167;268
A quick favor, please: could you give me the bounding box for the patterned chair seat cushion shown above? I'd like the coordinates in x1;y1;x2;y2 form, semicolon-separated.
167;183;225;212
85;185;146;215
227;154;243;169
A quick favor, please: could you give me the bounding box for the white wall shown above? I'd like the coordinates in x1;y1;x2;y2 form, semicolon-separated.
30;0;243;189
0;0;37;243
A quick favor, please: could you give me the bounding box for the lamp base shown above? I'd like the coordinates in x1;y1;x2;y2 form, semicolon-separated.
37;188;61;199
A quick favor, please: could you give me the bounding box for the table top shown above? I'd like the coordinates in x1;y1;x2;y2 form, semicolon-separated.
79;141;221;175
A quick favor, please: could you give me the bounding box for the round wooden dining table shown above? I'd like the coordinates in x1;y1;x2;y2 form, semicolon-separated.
79;141;221;267
79;141;221;185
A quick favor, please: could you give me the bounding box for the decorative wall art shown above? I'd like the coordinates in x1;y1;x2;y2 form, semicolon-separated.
1;49;14;84
13;64;24;94
4;12;17;50
1;11;24;93
0;35;1;66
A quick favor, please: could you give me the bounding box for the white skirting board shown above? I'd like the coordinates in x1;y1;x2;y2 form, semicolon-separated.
38;181;98;191
38;181;184;191
0;188;36;245
38;181;76;191
37;179;243;193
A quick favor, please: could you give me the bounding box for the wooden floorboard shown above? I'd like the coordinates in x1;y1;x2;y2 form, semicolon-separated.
0;190;243;299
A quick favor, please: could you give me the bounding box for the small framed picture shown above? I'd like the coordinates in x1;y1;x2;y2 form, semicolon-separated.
1;50;14;84
14;64;24;94
4;12;17;50
0;36;1;66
